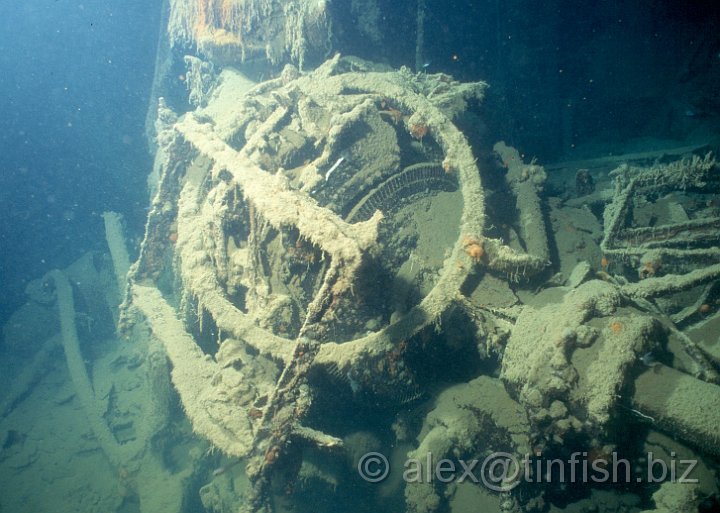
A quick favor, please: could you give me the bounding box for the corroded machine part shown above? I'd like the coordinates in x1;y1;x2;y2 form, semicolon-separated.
126;54;720;512
129;56;536;507
632;365;720;457
600;153;720;275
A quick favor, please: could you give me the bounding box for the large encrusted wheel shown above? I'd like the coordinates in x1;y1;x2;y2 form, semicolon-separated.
128;57;511;500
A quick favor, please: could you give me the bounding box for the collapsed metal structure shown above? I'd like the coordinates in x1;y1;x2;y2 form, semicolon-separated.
120;49;720;511
1;2;717;513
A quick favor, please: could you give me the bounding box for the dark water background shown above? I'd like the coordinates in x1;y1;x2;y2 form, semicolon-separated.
0;0;159;327
1;0;719;331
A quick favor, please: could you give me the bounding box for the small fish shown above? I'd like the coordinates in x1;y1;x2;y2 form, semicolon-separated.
640;351;659;367
212;459;241;476
325;156;344;181
346;370;361;395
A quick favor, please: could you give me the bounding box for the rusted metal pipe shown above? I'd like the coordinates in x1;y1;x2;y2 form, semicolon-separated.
632;365;720;457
